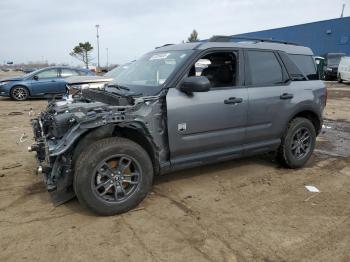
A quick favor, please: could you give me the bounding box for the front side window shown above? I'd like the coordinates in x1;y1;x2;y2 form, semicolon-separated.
246;51;283;85
289;55;318;80
188;52;237;88
115;50;192;87
327;56;343;66
36;69;58;79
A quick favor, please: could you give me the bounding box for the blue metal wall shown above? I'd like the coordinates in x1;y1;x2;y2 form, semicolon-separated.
232;17;350;56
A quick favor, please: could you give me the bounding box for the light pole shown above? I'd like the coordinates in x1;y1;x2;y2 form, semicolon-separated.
95;24;100;71
340;3;346;18
106;48;109;71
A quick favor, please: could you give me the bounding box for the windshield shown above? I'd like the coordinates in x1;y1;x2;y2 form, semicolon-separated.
112;50;193;92
328;56;343;66
22;68;44;78
104;62;133;78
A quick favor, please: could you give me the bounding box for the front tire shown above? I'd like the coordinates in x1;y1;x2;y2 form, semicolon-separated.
277;117;316;168
74;137;153;215
10;86;29;101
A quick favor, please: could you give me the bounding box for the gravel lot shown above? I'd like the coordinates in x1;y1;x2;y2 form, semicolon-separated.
0;78;349;262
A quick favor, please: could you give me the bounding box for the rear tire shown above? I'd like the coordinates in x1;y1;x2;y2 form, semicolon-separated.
277;117;316;168
74;137;153;215
10;86;29;101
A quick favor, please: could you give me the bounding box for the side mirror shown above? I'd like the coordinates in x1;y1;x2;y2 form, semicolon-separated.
33;75;39;80
179;76;210;94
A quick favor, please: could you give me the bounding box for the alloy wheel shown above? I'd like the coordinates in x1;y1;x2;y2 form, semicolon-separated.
290;127;311;160
92;155;141;203
12;87;28;100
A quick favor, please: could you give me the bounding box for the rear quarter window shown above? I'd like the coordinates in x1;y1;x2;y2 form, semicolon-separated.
289;55;318;80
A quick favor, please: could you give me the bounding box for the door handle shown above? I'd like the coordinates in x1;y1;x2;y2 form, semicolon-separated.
224;97;243;104
280;93;294;100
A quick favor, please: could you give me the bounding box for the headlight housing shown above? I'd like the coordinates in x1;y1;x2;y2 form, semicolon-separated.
0;81;10;86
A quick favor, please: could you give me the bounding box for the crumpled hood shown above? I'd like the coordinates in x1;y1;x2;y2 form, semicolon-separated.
66;75;113;85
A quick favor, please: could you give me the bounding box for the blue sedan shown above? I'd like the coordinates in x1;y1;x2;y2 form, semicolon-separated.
0;66;94;100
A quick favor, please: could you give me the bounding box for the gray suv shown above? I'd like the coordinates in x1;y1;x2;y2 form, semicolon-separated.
30;37;327;215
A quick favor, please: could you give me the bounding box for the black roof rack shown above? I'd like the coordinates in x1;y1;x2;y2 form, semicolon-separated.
208;35;300;46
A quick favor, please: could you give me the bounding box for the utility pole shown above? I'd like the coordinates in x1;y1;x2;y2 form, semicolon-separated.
341;3;345;18
106;48;109;71
95;24;100;71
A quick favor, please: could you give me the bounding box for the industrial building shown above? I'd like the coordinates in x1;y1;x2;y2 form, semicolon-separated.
231;16;350;56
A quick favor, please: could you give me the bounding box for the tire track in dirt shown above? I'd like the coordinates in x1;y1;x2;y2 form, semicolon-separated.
122;216;162;262
151;188;286;262
0;211;74;225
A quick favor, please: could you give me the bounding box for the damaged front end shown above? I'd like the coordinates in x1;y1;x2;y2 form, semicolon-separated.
29;88;167;205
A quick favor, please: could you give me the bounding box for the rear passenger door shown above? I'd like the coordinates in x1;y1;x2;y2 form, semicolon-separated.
244;50;290;151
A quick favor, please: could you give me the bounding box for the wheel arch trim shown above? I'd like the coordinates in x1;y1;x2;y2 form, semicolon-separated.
10;84;31;96
286;107;322;135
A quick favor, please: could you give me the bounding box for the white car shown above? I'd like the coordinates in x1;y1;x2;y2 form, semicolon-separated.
338;56;350;82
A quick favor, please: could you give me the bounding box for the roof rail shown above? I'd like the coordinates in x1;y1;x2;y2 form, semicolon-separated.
208;36;232;42
208;35;300;46
155;43;175;49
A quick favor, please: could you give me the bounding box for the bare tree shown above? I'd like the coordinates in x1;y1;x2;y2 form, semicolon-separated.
70;42;94;68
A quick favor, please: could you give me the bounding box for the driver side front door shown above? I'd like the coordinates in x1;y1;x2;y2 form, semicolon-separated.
30;68;65;96
166;50;248;169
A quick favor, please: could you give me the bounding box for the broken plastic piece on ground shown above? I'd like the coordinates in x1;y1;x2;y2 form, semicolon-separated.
28;109;35;117
305;185;320;193
18;133;28;143
322;124;332;129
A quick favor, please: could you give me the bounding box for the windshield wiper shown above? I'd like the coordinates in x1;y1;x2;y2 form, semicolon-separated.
107;84;130;91
106;84;142;97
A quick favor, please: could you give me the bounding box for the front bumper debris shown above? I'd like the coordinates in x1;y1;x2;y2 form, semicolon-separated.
30;118;75;205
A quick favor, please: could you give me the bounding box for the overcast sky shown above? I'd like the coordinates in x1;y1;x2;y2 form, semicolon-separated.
0;0;348;66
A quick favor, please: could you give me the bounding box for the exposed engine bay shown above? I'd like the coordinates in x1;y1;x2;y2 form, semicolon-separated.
30;88;168;204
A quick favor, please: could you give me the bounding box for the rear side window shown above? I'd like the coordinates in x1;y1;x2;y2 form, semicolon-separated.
246;51;283;85
77;70;91;76
289;55;318;80
61;69;80;78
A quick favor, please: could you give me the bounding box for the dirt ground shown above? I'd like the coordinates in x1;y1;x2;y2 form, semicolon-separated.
0;79;349;262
